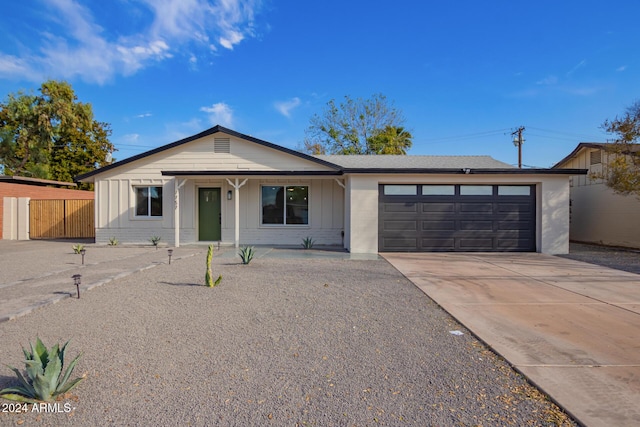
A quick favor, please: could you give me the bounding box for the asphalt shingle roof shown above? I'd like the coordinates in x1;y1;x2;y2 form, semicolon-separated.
315;155;514;169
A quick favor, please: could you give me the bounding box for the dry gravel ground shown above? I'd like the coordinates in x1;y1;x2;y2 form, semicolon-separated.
0;252;575;426
561;242;640;274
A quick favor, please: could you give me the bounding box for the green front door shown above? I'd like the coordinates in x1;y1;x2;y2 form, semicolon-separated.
198;188;221;241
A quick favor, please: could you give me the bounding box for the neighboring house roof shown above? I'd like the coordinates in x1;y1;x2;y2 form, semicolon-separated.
552;143;607;168
553;142;640;169
75;125;587;181
0;175;77;187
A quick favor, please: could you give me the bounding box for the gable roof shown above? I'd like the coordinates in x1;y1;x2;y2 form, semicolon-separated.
552;143;606;168
553;142;640;169
315;155;513;169
75;125;342;182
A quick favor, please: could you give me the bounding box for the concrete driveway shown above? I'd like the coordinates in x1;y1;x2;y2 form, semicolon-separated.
383;252;640;427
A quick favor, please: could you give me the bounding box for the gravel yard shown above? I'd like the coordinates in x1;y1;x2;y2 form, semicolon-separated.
561;242;640;274
0;252;574;426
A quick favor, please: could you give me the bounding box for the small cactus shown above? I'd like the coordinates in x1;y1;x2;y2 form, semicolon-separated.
205;244;222;287
150;235;161;249
238;246;255;265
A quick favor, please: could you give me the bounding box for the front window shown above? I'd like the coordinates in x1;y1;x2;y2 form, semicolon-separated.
262;185;308;225
135;186;163;217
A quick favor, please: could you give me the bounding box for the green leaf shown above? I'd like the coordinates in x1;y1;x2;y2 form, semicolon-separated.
6;366;34;393
33;338;48;367
55;376;83;396
24;360;43;384
32;372;54;401
0;392;39;403
42;349;62;396
57;353;81;391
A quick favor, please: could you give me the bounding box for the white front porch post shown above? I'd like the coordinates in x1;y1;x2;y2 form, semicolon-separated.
226;178;248;248
174;178;187;247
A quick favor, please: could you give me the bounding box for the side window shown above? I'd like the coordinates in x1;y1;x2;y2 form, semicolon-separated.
135;186;163;217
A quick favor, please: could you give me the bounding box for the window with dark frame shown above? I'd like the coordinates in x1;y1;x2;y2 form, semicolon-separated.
261;185;308;225
135;186;163;217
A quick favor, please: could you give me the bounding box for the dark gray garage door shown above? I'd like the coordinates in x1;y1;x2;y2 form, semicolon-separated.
379;184;536;252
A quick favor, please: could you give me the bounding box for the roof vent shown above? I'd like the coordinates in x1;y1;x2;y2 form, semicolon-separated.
214;137;230;153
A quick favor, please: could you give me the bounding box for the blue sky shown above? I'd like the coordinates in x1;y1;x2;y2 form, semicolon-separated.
1;0;638;168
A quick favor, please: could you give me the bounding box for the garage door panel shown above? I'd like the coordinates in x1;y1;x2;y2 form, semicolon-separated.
383;203;418;213
459;238;495;249
459;202;493;213
496;239;533;250
421;238;455;250
498;221;532;230
459;220;493;230
422;203;455;213
383;220;418;231
497;211;532;220
497;202;532;213
422;220;455;230
382;237;418;250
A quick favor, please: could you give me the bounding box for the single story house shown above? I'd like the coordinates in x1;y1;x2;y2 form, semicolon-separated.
75;126;585;254
553;142;640;249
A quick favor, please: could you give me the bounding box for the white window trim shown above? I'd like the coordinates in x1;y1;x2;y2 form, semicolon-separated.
260;184;310;227
133;185;164;219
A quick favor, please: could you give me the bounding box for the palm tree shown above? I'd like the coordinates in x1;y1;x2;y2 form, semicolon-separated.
367;126;413;155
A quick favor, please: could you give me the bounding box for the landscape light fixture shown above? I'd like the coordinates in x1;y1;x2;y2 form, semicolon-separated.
80;248;86;265
227;190;233;200
72;274;81;299
168;249;173;264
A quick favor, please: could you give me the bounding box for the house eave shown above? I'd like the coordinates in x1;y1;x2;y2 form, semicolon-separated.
0;175;78;187
340;168;588;175
161;170;344;177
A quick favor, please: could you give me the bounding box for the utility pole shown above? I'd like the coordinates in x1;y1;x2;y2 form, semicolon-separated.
511;126;525;168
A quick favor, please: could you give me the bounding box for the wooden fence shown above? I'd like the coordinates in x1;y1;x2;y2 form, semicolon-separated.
29;199;95;239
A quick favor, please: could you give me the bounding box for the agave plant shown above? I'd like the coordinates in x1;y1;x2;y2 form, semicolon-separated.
301;236;315;249
0;338;84;403
150;235;161;249
108;237;119;246
205;244;222;287
72;244;85;254
238;245;255;265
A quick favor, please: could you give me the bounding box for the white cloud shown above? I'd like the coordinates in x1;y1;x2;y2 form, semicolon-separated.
122;133;140;143
617;65;627;72
566;59;586;76
0;0;264;84
274;97;301;118
135;113;152;118
536;75;558;85
200;102;234;127
220;30;245;50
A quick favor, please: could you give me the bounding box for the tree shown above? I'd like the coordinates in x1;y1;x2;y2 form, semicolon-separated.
302;94;412;155
367;125;413;155
0;80;114;187
595;101;640;198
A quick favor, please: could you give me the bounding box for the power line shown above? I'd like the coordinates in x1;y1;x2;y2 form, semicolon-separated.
418;128;511;143
527;126;606;142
